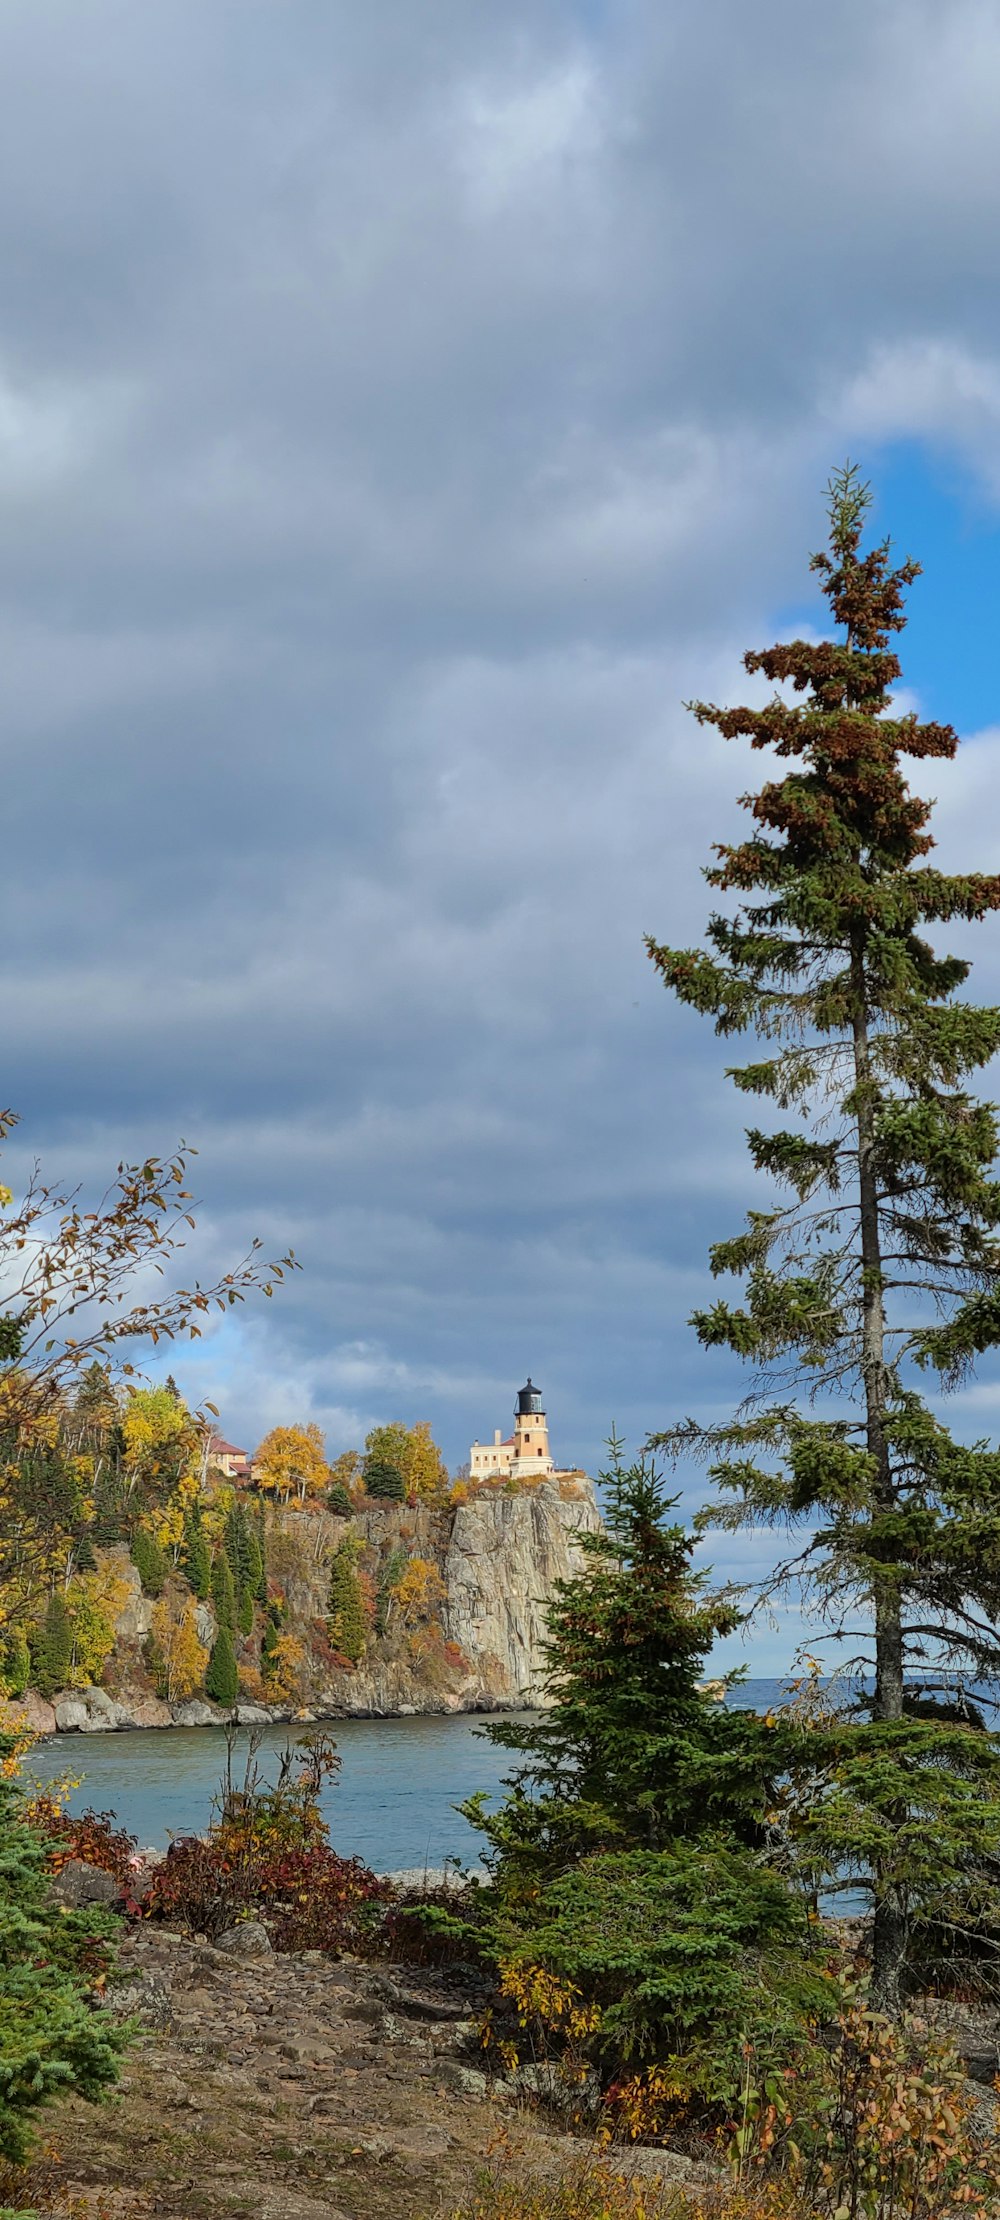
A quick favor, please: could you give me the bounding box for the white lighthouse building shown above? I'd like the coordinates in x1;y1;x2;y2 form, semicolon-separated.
470;1378;562;1482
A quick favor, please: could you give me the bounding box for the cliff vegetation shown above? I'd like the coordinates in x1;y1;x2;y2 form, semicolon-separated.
1;1374;598;1731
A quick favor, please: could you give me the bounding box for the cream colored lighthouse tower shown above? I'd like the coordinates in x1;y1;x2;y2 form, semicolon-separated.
469;1378;557;1481
510;1378;553;1477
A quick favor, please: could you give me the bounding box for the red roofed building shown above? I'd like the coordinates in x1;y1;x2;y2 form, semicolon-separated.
208;1435;252;1484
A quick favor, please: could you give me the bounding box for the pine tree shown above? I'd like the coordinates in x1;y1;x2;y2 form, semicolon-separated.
0;1628;29;1698
473;1444;795;1884
328;1544;367;1664
237;1585;254;1638
30;1592;72;1698
242;1520;263;1602
363;1458;405;1502
223;1501;249;1588
90;1466;125;1545
211;1550;236;1633
0;1729;125;2156
131;1527;167;1598
205;1625;238;1705
326;1481;354;1519
74;1532;97;1574
181;1508;211;1600
649;466;1000;2003
260;1600;284;1680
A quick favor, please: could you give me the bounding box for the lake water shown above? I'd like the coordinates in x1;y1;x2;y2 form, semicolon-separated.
26;1681;787;1872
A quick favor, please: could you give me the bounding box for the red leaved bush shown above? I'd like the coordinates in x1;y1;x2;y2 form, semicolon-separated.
30;1795;138;1893
144;1726;391;1953
146;1835;391;1951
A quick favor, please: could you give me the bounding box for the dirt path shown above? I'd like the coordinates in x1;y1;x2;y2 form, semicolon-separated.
53;1927;515;2220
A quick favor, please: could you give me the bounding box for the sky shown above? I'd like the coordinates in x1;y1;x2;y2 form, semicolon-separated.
5;1;1000;1672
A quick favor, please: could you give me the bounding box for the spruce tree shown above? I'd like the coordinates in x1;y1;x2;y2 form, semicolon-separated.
326;1481;354;1519
0;1628;29;1698
363;1458;405;1502
0;1730;124;2155
473;1445;796;1885
205;1625;238;1705
649;466;1000;2002
30;1592;72;1698
242;1520;264;1602
211;1550;236;1633
181;1508;211;1600
328;1544;367;1664
131;1527;167;1598
90;1466;125;1545
260;1600;284;1680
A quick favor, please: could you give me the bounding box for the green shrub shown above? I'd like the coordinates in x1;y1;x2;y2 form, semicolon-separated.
326;1482;354;1518
130;1527;167;1598
0;1737;124;2159
490;1844;831;2106
205;1626;238;1705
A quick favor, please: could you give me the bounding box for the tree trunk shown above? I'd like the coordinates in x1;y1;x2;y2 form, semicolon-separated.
851;934;905;2005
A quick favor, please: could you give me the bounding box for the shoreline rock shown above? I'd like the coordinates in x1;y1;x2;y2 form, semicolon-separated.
8;1689;539;1739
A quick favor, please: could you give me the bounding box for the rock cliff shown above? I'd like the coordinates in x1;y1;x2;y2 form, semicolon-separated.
18;1474;601;1733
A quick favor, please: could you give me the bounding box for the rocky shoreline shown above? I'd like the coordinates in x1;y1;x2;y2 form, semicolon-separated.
11;1683;531;1737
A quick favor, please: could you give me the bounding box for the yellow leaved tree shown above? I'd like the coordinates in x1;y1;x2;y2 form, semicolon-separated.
395;1556;445;1626
150;1590;209;1703
254;1424;329;1505
362;1420;448;1502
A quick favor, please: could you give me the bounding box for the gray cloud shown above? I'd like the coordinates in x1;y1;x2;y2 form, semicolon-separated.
3;1;1000;1668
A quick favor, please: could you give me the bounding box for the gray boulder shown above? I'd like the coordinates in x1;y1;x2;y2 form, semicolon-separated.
214;1921;273;1957
54;1686;118;1732
98;1968;172;2028
171;1698;227;1727
50;1857;120;1908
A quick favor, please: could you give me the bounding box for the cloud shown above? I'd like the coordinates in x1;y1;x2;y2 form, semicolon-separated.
3;1;1000;1665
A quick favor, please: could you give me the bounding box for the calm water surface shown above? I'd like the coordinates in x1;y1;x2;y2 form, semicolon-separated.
28;1713;523;1870
26;1682;785;1870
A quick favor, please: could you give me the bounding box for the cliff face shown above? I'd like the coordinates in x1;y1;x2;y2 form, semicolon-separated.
443;1479;602;1704
17;1474;601;1733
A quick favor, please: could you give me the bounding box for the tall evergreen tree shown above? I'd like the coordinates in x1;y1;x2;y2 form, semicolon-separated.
181;1507;211;1600
205;1624;238;1706
363;1458;405;1502
30;1592;72;1699
649;466;1000;2001
328;1544;367;1664
211;1549;236;1634
471;1445;796;1888
131;1527;167;1598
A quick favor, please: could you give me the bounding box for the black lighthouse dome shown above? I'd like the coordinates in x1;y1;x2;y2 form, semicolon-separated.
516;1378;544;1416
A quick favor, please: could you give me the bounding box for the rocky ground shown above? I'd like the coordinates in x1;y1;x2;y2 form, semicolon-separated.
48;1923;708;2220
39;1901;1000;2218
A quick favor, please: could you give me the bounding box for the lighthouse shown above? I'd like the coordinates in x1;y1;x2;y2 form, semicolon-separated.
469;1378;557;1481
511;1378;553;1476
